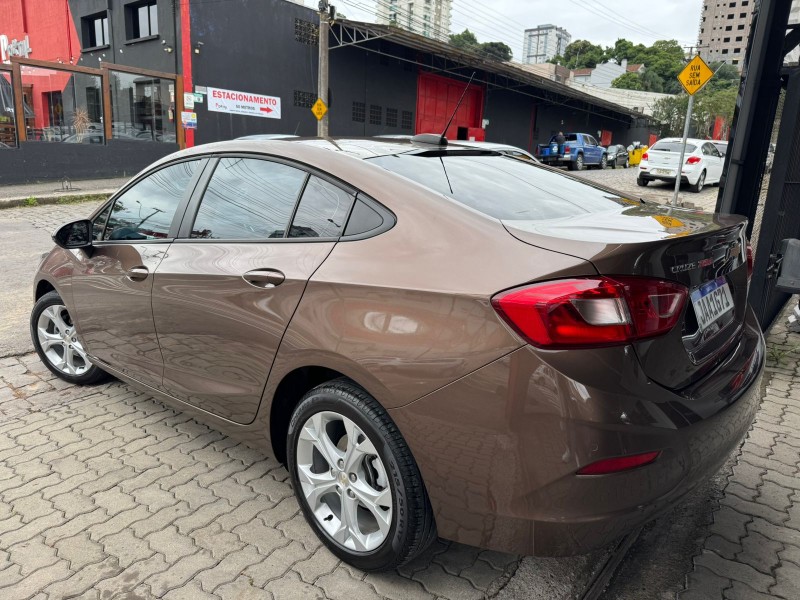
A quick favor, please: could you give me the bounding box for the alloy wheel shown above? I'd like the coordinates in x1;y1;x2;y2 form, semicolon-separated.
36;305;91;376
295;410;393;552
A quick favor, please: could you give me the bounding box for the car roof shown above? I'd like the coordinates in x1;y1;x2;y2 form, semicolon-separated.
654;138;713;145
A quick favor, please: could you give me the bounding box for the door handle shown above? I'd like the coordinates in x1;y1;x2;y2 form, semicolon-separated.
243;269;285;288
126;266;149;281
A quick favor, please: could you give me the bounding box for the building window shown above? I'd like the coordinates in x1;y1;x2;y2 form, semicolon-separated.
294;18;318;45
293;90;315;108
726;25;733;30
727;14;734;19
734;47;741;53
82;12;109;49
724;37;731;42
386;108;398;127
738;24;745;29
401;110;413;130
126;1;158;40
729;1;736;5
736;36;743;41
352;101;365;123
722;49;729;54
369;104;382;126
733;59;740;64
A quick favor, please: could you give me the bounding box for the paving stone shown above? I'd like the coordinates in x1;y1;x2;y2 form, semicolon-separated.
145;550;217;597
460;557;507;590
195;544;264;592
432;542;481;575
749;516;800;547
724;581;778;599
51;490;101;522
771;561;800;599
233;519;287;555
132;502;193;538
265;570;326;599
364;571;435;600
705;534;742;560
147;525;198;563
54;533;105;570
736;531;782;574
9;537;60;574
412;562;483;600
242;540;310;587
0;559;72;598
43;556;123;598
87;505;150;541
277;514;322;552
293;547;341;584
679;565;732;599
694;550;774;593
131;485;179;512
93;553;169;598
709;506;752;545
191;522;246;560
162;582;221;600
721;493;789;526
172;480;218;510
11;491;56;522
778;543;800;567
174;500;233;535
101;529;154;568
216;576;274;600
210;478;257;506
316;565;384;600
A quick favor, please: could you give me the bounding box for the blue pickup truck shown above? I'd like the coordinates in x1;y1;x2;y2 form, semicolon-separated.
537;133;608;171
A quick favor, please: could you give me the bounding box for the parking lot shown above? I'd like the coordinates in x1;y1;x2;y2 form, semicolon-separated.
0;167;798;600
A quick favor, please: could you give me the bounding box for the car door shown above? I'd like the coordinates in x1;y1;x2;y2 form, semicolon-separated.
706;142;724;182
151;156;354;424
70;158;206;388
584;135;600;164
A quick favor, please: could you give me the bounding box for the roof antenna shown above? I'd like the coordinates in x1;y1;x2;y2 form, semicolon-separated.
411;71;476;147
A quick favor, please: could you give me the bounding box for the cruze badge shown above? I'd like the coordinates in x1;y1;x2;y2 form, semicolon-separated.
671;257;713;273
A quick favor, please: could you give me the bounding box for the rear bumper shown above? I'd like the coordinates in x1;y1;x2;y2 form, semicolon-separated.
539;157;572;166
391;309;764;556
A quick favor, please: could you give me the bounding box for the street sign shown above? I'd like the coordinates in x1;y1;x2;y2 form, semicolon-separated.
207;87;281;119
678;55;714;95
311;98;328;121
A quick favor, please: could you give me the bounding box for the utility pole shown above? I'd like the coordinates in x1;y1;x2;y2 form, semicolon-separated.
317;1;330;137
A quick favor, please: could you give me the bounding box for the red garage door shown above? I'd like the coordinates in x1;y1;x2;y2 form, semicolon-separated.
416;72;484;139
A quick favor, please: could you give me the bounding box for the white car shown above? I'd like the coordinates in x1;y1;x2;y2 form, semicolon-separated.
636;138;724;193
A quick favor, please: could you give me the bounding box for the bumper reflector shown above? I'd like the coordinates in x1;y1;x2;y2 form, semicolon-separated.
577;451;661;475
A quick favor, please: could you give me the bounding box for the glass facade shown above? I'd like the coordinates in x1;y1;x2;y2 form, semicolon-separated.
109;70;176;143
0;70;19;147
19;66;104;144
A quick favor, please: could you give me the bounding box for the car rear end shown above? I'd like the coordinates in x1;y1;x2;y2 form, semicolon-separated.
638;139;704;185
373;150;764;555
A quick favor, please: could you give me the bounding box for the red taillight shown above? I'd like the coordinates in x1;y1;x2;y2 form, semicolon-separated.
491;276;688;349
641;152;649;161
577;451;661;475
564;144;570;153
746;242;753;282
686;156;702;165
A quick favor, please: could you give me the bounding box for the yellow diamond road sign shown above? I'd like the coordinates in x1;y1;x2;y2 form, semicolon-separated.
678;55;714;95
311;98;328;121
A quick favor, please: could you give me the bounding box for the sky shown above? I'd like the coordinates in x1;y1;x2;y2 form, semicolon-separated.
305;0;704;61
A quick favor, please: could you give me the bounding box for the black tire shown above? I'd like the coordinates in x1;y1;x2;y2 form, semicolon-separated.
690;170;706;193
637;176;649;187
599;154;608;169
570;153;584;171
30;291;108;385
287;379;436;571
610;159;617;169
623;158;629;169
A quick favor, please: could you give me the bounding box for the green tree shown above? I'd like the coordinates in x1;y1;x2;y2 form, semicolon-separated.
479;41;513;62
449;29;479;52
555;40;606;69
612;72;645;90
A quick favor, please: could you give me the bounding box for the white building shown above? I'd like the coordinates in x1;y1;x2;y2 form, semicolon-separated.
571;60;646;89
522;24;571;64
376;0;453;42
788;1;800;65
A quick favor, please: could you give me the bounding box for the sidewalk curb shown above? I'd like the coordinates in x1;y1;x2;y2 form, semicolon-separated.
0;191;114;209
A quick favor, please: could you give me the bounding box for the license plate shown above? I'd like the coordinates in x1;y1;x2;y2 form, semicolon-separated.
654;168;673;175
691;277;734;331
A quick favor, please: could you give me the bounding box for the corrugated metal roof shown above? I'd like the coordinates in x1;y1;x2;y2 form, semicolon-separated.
336;20;649;120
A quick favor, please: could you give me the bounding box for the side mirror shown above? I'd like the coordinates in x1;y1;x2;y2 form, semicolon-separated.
777;238;800;293
53;220;93;250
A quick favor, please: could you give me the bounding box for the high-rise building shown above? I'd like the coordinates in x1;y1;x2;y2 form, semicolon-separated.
697;0;757;69
522;25;571;64
376;0;453;43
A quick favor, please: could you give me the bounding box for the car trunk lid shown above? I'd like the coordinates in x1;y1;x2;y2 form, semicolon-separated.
503;203;749;391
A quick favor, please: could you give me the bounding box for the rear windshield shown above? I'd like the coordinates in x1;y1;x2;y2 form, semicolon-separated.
651;141;697;153
367;153;637;222
549;134;578;142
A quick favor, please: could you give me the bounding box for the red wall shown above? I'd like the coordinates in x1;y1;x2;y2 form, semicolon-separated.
1;0;81;130
416;72;484;139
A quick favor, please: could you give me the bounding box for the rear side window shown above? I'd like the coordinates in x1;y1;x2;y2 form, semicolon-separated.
104;160;201;240
289;176;355;238
651;141;697;153
368;153;636;222
191;158;307;239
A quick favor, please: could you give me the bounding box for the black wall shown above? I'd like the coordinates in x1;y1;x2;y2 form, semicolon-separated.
483;89;536;151
0;140;178;185
71;0;180;74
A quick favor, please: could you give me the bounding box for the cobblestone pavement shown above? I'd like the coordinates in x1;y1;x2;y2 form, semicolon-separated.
678;309;800;600
0;354;520;600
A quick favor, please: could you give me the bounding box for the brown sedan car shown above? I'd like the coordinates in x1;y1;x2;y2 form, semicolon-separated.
31;137;764;571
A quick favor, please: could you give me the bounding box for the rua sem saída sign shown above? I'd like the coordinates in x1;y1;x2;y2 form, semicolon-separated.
207;87;281;119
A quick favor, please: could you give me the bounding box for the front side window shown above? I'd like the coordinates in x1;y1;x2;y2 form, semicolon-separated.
104;160;201;240
289;176;355;238
92;203;112;241
190;158;307;240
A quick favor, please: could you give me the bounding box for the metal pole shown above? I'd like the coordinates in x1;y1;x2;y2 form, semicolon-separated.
672;93;695;207
317;8;329;138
